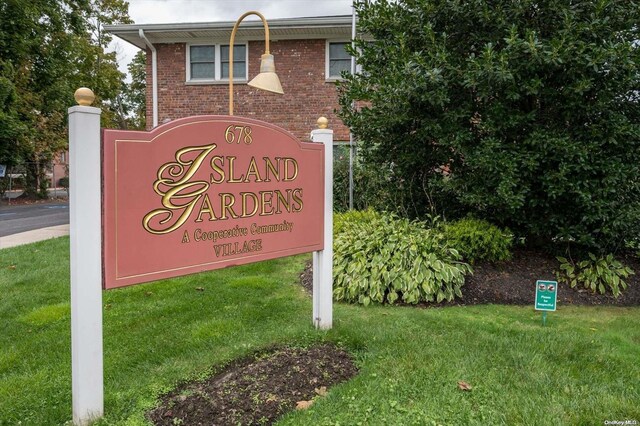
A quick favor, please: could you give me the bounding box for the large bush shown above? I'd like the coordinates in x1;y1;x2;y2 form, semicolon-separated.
339;0;640;253
333;211;472;305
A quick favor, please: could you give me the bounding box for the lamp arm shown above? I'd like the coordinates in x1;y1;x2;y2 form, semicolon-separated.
229;11;271;115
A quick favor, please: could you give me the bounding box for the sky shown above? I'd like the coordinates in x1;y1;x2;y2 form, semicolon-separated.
111;0;354;74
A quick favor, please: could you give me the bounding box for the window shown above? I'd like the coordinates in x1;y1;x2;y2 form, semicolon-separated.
220;45;246;79
187;43;247;82
327;41;352;79
190;45;215;80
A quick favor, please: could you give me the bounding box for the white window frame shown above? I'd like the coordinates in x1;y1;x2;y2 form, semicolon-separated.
325;40;353;82
186;42;249;84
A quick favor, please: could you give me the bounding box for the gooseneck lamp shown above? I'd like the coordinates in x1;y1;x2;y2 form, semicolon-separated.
229;11;284;115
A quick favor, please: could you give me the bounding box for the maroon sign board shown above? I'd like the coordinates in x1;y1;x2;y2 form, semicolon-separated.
102;115;324;289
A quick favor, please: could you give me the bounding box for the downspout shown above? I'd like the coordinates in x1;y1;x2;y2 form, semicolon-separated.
348;5;357;210
139;29;158;128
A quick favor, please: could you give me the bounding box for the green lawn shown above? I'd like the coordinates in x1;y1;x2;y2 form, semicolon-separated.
1;237;639;425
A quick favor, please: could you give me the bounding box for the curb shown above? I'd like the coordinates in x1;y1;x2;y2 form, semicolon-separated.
0;224;70;250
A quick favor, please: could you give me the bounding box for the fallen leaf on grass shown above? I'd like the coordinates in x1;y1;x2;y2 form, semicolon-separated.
457;381;472;391
8;265;16;270
315;386;328;397
296;400;314;410
195;287;205;292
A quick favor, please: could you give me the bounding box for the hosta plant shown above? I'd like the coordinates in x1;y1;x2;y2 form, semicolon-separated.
556;254;634;298
333;211;472;305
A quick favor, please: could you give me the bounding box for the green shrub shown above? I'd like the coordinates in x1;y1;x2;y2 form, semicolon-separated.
58;176;69;189
556;254;634;298
441;218;513;264
333;208;381;235
333;144;351;212
333;152;410;215
333;211;472;305
624;239;640;258
339;0;640;254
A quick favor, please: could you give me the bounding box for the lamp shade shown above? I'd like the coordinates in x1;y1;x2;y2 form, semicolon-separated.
248;54;284;94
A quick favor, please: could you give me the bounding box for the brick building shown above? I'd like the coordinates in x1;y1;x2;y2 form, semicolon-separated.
106;15;354;143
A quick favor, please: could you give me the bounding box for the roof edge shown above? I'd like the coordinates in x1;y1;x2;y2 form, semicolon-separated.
104;14;353;34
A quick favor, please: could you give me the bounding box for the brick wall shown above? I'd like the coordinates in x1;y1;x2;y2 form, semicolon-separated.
146;39;350;142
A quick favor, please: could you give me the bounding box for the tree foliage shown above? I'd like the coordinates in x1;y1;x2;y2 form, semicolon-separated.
339;0;640;253
81;0;132;128
123;50;146;130
0;0;132;197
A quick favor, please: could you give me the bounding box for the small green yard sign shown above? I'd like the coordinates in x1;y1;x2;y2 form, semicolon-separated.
536;280;558;311
535;280;557;311
535;280;557;327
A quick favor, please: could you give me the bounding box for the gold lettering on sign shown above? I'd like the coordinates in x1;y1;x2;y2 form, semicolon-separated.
224;125;253;145
244;157;263;182
195;193;217;222
263;157;280;182
227;157;244;183
292;188;304;212
220;193;239;220
142;134;307;236
241;192;259;218
210;156;225;184
143;144;216;234
283;158;299;181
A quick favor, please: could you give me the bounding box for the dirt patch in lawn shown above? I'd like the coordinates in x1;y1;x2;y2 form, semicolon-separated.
300;249;640;306
147;344;358;426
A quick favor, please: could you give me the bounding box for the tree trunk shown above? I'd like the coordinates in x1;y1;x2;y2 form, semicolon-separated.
23;160;48;199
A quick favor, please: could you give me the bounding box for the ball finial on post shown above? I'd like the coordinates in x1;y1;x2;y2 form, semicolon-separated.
317;116;329;129
74;88;95;106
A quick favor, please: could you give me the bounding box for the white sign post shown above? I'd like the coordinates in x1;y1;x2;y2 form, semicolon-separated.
67;91;333;424
311;117;333;330
68;89;104;425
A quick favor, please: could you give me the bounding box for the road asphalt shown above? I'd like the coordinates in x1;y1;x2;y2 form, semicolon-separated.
0;195;70;249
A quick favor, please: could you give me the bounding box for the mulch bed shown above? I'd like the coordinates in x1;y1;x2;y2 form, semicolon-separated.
460;249;640;306
300;249;640;306
147;344;358;426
